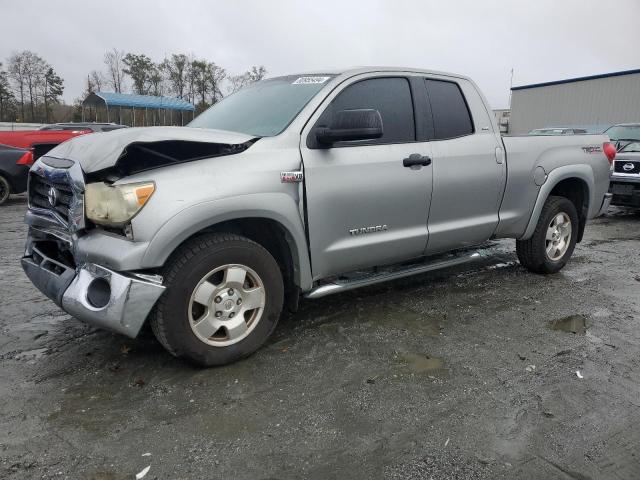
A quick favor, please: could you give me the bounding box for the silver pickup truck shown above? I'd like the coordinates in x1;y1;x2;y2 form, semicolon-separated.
21;67;614;366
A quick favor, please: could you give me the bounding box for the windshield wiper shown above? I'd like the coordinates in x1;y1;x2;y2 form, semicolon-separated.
614;139;640;151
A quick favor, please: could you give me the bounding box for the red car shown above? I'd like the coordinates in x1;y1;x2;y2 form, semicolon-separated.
0;128;91;160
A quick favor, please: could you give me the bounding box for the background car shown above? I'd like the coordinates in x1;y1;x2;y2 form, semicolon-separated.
528;127;588;135
39;122;129;132
0;144;33;205
609;140;640;208
0;128;91;160
603;123;640;151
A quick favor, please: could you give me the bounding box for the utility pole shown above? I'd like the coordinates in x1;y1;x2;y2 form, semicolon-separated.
508;68;514;109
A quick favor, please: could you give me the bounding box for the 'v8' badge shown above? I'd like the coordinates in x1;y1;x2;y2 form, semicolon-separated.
280;171;304;183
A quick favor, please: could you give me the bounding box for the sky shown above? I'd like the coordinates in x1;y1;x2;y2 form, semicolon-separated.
2;0;639;109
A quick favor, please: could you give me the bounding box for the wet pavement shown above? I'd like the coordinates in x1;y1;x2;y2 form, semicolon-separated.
1;194;639;479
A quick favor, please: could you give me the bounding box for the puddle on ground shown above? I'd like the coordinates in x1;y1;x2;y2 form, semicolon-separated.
549;315;587;335
309;304;444;336
367;306;443;336
400;353;446;374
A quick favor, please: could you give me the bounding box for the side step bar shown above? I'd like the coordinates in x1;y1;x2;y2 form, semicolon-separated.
305;250;486;299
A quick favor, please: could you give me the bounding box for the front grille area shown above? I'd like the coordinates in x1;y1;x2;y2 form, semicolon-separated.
614;160;640;175
29;173;74;224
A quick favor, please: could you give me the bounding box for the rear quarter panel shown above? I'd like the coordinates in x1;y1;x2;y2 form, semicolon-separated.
497;134;610;239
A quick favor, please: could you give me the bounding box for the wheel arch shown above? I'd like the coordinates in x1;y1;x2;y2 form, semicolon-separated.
521;165;594;241
141;196;313;292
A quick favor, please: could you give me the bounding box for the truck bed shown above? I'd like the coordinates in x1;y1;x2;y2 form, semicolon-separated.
496;134;610;239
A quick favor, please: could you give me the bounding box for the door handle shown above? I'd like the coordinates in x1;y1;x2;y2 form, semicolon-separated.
403;153;432;168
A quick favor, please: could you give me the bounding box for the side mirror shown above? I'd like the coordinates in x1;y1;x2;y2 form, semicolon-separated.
315;109;383;145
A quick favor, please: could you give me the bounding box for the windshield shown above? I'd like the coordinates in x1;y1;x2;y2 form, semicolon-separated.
604;125;640;141
620;141;640;153
188;75;334;137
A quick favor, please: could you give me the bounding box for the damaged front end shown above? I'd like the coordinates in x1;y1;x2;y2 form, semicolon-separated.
22;127;259;337
86;137;258;182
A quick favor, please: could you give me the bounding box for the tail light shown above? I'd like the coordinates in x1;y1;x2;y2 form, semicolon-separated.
603;142;616;164
16;150;34;166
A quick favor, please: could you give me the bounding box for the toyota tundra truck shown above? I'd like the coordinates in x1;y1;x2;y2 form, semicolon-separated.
21;67;614;366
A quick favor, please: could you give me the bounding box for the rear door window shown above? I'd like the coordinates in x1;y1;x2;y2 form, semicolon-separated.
315;77;415;146
424;79;474;140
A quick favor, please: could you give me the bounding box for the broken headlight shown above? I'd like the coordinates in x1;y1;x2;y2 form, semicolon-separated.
85;181;155;227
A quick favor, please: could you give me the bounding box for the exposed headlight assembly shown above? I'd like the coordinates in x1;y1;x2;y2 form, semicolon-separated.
85;181;155;226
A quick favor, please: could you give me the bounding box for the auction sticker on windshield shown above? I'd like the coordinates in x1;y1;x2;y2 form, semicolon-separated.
292;76;330;85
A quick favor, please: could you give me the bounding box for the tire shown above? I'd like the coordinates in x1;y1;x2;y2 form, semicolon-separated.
516;195;579;274
0;176;10;205
150;233;284;366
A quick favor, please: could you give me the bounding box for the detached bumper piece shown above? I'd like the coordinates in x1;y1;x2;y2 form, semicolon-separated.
597;193;613;216
22;243;76;306
22;243;165;338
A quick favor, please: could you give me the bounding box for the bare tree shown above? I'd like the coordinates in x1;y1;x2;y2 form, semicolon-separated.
207;63;226;104
104;48;125;93
86;74;95;94
247;65;267;83
89;70;107;92
7;52;28;121
25;52;46;121
185;54;197;104
42;66;64;122
190;60;210;108
0;63;15;122
228;65;267;94
148;63;166;96
8;51;47;122
123;53;154;95
7;51;66;122
163;53;189;99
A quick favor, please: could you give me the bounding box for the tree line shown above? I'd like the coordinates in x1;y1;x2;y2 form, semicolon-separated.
0;51;64;123
0;48;268;123
86;48;267;114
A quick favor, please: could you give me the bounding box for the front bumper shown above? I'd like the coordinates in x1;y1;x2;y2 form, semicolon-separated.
22;240;165;338
609;177;640;208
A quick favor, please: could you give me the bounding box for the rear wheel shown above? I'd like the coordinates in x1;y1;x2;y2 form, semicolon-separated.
516;195;578;274
0;176;10;205
150;233;284;366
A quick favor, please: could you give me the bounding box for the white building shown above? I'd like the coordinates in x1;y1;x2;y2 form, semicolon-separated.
509;69;640;135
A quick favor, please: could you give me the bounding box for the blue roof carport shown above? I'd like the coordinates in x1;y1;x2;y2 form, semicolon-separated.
82;92;196;127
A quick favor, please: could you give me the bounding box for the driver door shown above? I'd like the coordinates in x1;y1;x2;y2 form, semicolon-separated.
300;75;433;280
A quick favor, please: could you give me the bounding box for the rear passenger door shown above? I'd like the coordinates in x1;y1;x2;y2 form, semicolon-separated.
420;77;506;254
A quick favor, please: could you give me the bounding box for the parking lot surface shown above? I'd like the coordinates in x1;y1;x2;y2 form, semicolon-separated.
1;195;639;479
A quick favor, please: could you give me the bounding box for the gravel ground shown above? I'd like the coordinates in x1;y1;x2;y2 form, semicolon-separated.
1;194;639;480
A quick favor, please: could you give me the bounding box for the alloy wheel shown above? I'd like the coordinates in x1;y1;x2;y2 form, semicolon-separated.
188;264;266;347
545;212;572;261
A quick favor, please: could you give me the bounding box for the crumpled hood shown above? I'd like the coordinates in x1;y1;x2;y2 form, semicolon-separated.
47;126;256;173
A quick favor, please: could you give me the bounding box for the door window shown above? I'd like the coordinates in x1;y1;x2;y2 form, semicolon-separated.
425;79;474;140
314;77;415;146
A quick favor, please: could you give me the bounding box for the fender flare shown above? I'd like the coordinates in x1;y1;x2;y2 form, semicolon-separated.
520;164;594;240
140;193;313;291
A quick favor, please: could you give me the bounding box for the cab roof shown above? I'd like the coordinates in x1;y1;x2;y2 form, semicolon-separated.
287;66;471;82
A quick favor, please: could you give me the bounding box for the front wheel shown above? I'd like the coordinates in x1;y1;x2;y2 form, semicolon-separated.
150;233;284;366
516;195;579;274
